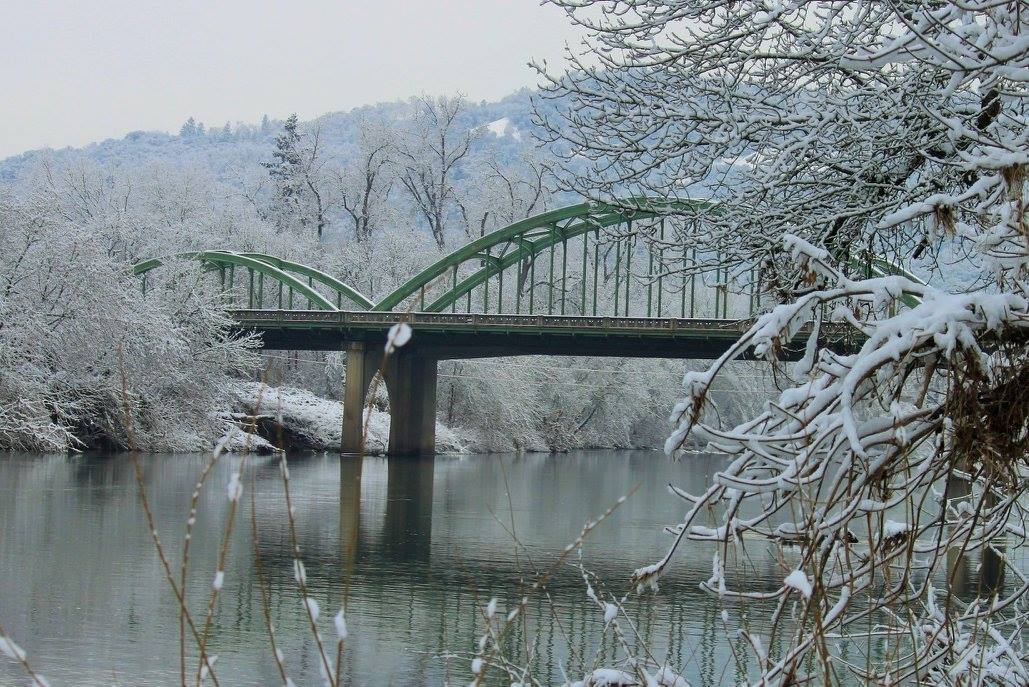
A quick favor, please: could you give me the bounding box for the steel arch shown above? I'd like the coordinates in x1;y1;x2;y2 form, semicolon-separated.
132;251;369;311
130;202;920;318
372;199;709;313
238;253;374;309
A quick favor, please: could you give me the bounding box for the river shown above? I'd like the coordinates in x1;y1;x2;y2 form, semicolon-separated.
0;450;999;685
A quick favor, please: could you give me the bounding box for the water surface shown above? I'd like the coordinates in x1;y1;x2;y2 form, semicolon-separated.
0;450;981;685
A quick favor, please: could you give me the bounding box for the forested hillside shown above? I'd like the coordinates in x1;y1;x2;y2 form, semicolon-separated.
0;90;541;183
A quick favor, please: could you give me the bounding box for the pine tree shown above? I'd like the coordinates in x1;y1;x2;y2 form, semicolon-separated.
179;117;199;138
261;114;329;238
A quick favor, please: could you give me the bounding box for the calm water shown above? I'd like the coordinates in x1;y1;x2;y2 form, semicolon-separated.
0;450;999;685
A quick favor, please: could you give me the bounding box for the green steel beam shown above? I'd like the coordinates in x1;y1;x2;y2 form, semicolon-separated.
132;251;339;311
129;201;920;327
372;199;707;312
420;209;677;313
237;252;373;309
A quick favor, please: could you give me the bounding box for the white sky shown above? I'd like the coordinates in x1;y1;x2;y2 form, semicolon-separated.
0;0;581;158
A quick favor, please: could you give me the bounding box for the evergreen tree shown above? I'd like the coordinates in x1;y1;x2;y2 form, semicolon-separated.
179;117;199;138
261;114;329;238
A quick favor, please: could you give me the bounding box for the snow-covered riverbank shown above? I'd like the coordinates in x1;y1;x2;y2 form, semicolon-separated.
230;382;474;454
224;380;749;456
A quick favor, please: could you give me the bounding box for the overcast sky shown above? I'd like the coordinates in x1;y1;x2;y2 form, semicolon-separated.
0;1;581;158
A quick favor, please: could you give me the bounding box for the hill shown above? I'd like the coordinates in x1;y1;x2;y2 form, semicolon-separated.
0;89;544;185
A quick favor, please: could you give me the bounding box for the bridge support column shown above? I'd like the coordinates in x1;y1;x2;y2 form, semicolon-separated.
342;342;381;455
383;352;438;456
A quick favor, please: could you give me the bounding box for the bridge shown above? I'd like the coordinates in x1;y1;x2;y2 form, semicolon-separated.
133;201;905;456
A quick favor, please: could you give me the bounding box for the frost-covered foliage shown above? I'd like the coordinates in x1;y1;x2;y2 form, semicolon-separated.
539;1;1029;684
263;114;331;238
535;0;1027;288
0;190;257;451
437;357;765;453
0;84;779;456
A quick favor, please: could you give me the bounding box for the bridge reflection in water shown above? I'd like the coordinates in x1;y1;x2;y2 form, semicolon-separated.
340;455;436;566
0;452;1009;685
330;451;737;684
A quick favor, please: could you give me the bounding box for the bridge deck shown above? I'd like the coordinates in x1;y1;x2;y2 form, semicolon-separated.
231;309;842;359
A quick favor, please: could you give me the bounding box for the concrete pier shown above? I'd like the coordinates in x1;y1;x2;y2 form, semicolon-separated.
342;341;439;456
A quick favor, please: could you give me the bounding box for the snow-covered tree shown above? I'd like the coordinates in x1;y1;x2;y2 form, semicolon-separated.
263;113;332;238
336;117;396;241
0;191;257;451
539;1;1029;683
457;151;548;239
179;117;204;139
397;95;477;248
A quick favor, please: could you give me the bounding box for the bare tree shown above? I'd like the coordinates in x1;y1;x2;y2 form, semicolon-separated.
535;2;1023;285
457;152;548;238
538;1;1029;683
0;191;257;452
397;95;476;249
336;119;396;241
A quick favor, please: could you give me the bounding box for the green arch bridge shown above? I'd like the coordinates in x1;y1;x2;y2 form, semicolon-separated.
134;201;913;456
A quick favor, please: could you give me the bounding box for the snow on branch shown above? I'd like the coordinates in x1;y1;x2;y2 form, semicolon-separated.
541;0;1029;682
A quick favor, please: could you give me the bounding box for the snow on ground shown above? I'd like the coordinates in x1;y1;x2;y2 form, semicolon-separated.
231;382;472;454
214;423;281;455
484;117;522;140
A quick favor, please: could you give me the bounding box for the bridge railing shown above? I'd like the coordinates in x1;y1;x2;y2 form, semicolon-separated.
229;308;758;331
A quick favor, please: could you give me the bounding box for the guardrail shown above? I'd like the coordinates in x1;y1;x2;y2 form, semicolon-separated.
229;309;755;331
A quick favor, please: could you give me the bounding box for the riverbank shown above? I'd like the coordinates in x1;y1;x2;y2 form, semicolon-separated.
229;382;475;455
228;382;676;455
2;377;703;456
